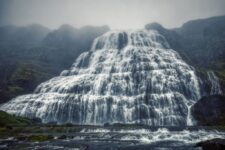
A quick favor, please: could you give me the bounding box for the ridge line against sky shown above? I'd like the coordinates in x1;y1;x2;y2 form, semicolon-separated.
0;0;225;29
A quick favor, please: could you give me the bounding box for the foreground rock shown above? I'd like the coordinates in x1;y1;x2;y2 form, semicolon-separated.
196;138;225;150
191;95;225;125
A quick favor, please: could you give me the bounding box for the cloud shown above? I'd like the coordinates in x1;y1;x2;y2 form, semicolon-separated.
0;0;225;29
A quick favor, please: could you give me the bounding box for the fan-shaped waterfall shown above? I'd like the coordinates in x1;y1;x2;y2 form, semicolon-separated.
0;30;202;126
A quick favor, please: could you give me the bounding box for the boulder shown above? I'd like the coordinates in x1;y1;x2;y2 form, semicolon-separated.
196;138;225;150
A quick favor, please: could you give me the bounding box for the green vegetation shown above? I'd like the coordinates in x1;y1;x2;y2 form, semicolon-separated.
26;135;54;142
15;134;54;142
0;110;31;127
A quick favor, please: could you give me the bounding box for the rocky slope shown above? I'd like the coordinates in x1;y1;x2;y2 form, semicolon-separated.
0;24;109;103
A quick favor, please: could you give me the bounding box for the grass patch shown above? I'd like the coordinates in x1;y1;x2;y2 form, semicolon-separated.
27;135;54;142
0;110;31;127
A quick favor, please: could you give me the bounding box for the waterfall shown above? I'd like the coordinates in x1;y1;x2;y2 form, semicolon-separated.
207;71;222;95
0;30;201;126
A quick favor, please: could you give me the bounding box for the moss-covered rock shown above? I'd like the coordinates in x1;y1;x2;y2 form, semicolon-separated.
0;110;31;127
27;135;54;142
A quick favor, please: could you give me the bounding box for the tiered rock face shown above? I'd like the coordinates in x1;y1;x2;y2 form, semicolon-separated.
0;30;201;126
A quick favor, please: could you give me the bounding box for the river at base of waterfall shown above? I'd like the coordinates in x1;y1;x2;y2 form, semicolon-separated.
1;126;225;150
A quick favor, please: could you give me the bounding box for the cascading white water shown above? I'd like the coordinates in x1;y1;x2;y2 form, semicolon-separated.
79;128;225;144
207;71;222;95
0;30;201;126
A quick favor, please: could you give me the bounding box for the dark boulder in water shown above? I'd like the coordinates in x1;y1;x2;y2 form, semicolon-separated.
196;138;225;150
191;95;225;125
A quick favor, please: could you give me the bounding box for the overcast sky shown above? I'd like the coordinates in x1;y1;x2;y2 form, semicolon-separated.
0;0;225;29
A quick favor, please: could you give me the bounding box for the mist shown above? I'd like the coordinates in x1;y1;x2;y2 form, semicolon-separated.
0;0;225;29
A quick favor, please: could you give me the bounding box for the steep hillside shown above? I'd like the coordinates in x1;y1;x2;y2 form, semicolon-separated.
0;24;50;46
0;24;109;103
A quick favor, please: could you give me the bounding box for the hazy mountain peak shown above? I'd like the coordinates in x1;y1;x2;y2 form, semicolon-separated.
80;25;110;31
59;24;78;31
145;22;165;31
